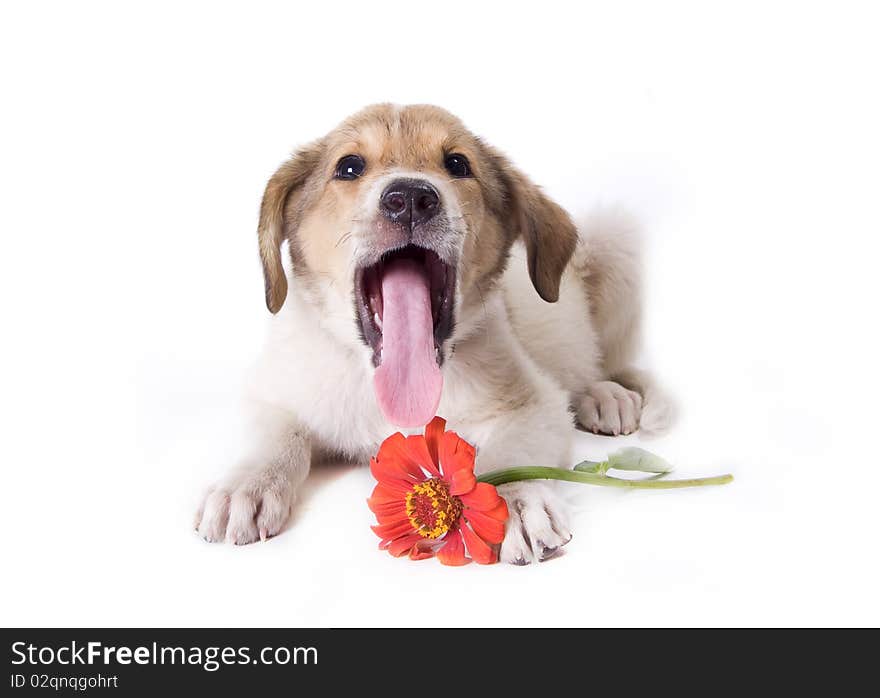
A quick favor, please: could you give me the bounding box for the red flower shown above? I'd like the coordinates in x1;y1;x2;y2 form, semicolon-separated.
367;417;509;565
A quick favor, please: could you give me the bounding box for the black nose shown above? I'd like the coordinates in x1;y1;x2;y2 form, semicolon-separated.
380;179;441;228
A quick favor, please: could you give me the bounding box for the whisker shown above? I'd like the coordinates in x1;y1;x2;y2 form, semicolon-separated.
335;231;354;248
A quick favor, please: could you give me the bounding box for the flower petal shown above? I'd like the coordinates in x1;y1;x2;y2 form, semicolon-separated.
436;529;469;566
424;416;446;473
368;500;407;522
369;456;417;490
460;482;505;512
366;486;407;519
386;533;422;557
405;435;440;478
367;482;409;503
438;430;477;482
409;540;435;561
371;519;415;540
481;500;510;528
376;511;409;526
448;467;477;496
367;473;412;500
370;431;440;483
463;508;506;545
459;521;497;564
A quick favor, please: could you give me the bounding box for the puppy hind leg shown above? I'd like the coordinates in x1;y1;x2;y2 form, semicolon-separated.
572;207;673;435
577;380;643;436
612;367;676;436
571;206;643;375
577;370;674;436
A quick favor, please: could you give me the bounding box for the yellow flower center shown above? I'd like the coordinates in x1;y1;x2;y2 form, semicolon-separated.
405;478;462;539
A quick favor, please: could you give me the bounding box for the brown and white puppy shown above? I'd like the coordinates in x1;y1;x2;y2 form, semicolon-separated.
195;104;670;564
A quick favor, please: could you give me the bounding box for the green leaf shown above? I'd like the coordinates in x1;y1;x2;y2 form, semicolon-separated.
605;447;674;474
572;459;605;474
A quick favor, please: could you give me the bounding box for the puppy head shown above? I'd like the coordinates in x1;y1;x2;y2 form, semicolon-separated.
258;104;577;426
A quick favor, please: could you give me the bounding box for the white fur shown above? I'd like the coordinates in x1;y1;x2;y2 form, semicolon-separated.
195;207;670;562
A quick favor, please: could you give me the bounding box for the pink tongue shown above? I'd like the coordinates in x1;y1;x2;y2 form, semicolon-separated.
373;259;443;427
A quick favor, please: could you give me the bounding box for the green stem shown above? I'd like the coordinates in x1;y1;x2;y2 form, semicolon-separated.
476;466;733;489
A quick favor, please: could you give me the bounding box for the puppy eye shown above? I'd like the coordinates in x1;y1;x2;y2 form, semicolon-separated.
444;153;473;178
335;155;366;180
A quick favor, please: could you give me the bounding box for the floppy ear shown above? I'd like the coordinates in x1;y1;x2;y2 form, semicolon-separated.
504;168;578;303
258;140;324;313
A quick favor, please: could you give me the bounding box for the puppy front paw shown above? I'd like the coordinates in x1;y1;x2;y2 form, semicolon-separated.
578;381;642;435
195;465;296;545
497;482;572;565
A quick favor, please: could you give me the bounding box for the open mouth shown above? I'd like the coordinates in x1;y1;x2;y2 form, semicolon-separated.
354;244;456;427
355;245;456;366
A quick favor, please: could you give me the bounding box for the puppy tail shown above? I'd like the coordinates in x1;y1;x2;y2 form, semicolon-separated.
571;207;676;435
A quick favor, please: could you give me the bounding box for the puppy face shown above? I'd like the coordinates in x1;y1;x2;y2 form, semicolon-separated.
258;104;577;426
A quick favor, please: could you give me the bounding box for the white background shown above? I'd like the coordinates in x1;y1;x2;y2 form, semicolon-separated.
1;1;878;627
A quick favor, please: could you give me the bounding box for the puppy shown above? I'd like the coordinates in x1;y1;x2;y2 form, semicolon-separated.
195;104;670;564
